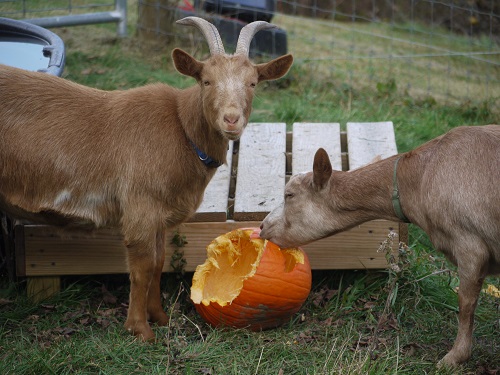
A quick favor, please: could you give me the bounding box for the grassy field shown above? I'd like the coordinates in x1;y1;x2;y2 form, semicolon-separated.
274;13;500;105
1;4;499;375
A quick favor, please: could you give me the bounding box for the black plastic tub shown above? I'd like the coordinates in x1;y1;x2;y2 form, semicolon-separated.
203;0;276;23
0;17;65;76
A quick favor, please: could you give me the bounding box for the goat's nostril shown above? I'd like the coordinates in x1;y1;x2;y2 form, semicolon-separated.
224;115;240;125
260;223;264;230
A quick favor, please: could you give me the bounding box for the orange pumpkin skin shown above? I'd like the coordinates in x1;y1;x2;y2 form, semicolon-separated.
192;228;312;331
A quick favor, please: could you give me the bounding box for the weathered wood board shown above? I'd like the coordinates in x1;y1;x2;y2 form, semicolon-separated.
18;219;401;276
191;142;234;222
233;123;287;221
292;122;342;173
347;122;398;169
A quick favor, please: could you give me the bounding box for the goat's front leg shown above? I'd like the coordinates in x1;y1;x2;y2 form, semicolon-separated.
440;265;485;367
123;235;157;341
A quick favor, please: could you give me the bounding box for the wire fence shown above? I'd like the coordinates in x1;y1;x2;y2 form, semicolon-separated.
273;0;500;105
278;0;500;105
136;0;499;106
1;0;498;105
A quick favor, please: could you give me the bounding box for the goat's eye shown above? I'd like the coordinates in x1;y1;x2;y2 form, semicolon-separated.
285;192;294;199
250;82;256;88
203;81;210;86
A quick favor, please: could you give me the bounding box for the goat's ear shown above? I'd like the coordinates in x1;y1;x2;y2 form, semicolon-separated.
256;54;293;82
172;48;203;80
313;148;332;190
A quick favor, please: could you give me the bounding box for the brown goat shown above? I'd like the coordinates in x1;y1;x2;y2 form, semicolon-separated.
260;125;500;366
0;17;293;341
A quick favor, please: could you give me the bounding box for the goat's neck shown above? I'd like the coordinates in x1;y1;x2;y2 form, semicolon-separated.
333;156;407;223
177;86;228;164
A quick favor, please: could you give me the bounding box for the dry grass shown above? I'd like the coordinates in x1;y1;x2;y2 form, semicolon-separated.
275;13;500;105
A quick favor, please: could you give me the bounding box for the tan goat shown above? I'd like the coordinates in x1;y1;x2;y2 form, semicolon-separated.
0;16;293;341
260;125;500;367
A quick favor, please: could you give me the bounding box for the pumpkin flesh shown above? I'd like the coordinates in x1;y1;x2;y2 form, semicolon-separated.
191;228;312;330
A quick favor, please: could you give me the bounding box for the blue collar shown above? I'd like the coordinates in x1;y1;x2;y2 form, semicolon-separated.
189;140;223;169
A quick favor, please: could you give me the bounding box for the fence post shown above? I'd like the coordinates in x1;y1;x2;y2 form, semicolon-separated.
137;0;178;41
116;0;127;37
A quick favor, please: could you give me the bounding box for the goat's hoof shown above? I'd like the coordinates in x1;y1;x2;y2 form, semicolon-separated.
438;351;468;369
124;321;155;342
150;311;169;327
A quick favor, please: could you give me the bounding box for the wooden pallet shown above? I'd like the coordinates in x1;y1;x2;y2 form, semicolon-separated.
15;122;407;299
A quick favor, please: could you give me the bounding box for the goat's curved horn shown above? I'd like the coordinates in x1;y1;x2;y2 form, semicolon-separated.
235;21;276;56
176;16;225;55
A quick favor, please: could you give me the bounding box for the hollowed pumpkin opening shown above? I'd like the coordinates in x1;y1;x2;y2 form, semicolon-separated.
191;228;312;330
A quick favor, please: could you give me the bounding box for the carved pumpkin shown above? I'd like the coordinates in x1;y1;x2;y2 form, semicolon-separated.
191;227;312;330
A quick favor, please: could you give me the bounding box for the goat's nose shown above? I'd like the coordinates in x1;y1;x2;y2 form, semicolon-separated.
224;114;240;126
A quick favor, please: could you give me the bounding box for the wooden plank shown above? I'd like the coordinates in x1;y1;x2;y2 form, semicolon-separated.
14;224;26;276
21;219;399;276
347;122;398;169
22;227;126;276
190;142;233;222
233;123;287;221
21;222;258;276
305;220;400;269
27;276;61;302
340;131;348;171
292;123;342;174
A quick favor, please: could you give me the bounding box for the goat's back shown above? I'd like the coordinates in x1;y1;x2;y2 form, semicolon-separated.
0;65;207;229
0;65;179;169
410;125;500;272
419;125;499;208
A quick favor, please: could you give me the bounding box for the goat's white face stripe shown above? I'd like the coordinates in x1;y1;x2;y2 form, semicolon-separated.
220;76;240;92
217;76;244;106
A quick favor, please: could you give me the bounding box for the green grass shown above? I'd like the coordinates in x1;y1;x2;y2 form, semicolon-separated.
1;244;498;374
1;6;499;375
